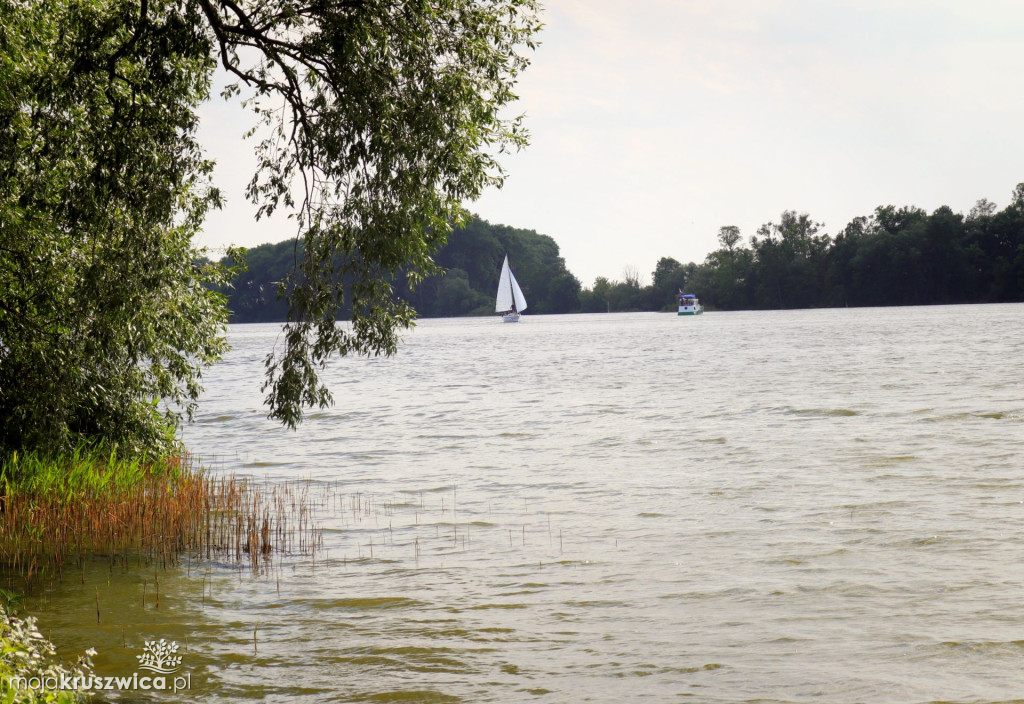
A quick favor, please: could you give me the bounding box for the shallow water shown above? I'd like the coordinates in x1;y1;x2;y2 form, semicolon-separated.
24;305;1024;702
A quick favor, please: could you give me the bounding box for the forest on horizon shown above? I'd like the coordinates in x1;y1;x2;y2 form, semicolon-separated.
219;183;1024;321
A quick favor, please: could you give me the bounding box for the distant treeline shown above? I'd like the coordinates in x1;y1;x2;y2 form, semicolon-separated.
582;183;1024;313
218;217;582;322
218;184;1024;321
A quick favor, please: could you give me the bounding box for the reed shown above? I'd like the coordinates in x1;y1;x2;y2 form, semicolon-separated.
0;448;323;585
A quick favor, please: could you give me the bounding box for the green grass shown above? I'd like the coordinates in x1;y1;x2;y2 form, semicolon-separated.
0;443;186;501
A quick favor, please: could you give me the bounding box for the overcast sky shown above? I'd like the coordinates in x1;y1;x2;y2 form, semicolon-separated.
195;0;1024;288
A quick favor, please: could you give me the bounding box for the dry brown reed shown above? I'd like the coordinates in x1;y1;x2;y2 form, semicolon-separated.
0;463;323;585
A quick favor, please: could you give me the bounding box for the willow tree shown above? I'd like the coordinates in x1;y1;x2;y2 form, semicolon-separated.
0;0;236;454
0;0;540;452
196;0;542;427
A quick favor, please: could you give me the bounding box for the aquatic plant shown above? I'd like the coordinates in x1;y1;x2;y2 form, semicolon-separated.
0;448;324;585
0;605;95;702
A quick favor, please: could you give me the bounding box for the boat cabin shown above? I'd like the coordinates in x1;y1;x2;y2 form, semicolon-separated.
677;293;703;316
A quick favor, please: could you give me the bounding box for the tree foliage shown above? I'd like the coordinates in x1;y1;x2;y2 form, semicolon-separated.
0;0;542;450
195;0;543;428
0;0;238;454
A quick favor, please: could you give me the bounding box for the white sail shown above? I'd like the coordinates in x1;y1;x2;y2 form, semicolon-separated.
510;270;527;312
495;256;513;312
495;255;528;313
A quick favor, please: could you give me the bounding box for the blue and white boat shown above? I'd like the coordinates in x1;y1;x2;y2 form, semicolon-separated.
677;293;703;316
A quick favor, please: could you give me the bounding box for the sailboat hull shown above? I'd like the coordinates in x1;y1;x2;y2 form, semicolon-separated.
502;313;520;323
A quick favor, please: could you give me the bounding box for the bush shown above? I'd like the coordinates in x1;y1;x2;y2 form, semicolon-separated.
0;606;95;703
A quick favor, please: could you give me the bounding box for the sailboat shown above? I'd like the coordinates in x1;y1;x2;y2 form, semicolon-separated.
495;254;527;322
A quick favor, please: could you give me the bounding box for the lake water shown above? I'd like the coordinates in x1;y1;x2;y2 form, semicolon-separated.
31;305;1024;702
